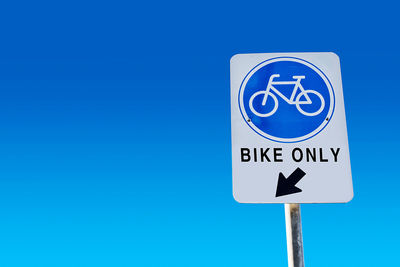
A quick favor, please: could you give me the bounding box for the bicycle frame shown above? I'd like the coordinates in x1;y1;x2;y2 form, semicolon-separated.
261;74;311;105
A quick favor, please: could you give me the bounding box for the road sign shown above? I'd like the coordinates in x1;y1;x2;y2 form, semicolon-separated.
230;52;353;203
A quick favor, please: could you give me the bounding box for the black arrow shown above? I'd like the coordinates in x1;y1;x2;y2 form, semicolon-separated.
275;168;306;197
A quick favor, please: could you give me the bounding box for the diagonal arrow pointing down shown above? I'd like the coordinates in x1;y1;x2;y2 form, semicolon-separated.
275;168;306;197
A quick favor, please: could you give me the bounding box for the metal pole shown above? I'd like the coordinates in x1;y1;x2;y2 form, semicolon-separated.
284;203;305;267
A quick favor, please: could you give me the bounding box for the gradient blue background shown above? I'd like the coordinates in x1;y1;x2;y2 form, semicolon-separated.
0;1;398;266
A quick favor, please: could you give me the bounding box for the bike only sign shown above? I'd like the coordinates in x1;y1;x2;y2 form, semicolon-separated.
230;52;353;203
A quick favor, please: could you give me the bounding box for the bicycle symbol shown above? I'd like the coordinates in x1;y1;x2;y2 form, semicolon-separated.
249;74;325;117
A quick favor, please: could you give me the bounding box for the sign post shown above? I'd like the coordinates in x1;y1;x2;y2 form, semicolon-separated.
285;204;304;267
230;52;353;266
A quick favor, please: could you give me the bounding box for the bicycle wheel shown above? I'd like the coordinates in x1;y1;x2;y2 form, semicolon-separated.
295;90;325;116
249;91;278;117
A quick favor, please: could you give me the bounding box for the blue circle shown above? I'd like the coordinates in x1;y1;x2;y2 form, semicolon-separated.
239;57;335;143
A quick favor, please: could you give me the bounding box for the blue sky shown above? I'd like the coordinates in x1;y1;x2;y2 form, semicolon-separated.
0;1;399;266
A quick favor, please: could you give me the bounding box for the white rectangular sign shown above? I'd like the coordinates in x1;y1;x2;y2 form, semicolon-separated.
230;52;353;203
